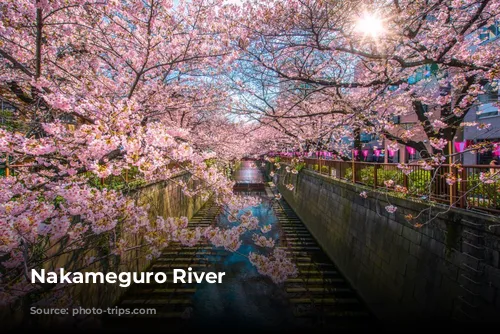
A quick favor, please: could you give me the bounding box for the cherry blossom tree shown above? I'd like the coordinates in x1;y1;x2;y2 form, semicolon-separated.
0;0;296;309
232;0;500;159
232;0;500;227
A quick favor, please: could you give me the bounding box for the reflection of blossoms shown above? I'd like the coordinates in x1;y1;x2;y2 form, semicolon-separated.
249;248;298;284
252;234;275;248
385;205;397;213
359;191;367;198
205;226;243;251
261;225;272;233
291;169;298;174
241;215;260;230
269;171;275;177
286;183;294;191
275;193;282;200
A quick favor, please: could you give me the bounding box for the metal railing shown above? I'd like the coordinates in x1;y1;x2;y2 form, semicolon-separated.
275;157;500;214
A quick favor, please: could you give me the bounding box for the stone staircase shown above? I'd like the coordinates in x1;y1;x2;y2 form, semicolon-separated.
104;202;224;330
273;199;374;325
105;182;374;331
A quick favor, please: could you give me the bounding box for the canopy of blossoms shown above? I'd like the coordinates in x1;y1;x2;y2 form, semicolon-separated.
1;0;499;309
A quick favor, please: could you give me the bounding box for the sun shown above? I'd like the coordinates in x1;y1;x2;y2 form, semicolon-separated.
355;12;385;38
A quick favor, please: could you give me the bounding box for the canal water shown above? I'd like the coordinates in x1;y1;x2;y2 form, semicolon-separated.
187;161;295;331
109;160;373;332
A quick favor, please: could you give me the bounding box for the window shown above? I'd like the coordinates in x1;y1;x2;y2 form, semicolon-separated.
399;122;416;130
477;81;499;119
360;133;372;143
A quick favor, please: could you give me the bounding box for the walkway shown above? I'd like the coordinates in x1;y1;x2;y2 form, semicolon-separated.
105;160;374;332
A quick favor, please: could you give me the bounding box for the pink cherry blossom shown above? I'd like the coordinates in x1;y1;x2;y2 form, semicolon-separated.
385;205;398;214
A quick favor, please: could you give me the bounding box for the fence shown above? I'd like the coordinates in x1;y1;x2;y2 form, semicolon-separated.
276;157;500;214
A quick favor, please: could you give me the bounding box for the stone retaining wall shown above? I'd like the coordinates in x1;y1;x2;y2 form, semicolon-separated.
269;164;500;321
5;173;206;328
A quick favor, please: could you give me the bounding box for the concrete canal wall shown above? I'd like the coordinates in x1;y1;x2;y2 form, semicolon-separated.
5;173;206;328
269;164;500;321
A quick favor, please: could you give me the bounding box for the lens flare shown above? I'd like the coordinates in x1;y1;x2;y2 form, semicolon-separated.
356;12;385;38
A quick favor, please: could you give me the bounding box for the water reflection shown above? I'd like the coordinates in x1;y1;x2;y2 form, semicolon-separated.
186;161;296;330
232;160;264;183
190;198;296;331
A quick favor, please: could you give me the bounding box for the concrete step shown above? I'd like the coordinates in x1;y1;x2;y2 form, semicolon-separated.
288;246;320;251
297;270;339;277
286;278;345;284
286;287;352;294
296;262;335;268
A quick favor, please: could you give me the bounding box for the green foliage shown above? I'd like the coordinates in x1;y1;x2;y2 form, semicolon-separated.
342;165;498;209
463;173;500;208
0;109;23;132
344;166;431;194
86;166;145;191
294;162;306;172
408;171;432;195
53;195;65;208
0;154;13;177
205;158;217;168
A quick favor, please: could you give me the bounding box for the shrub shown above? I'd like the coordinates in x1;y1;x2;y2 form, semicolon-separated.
295;162;306;172
344;166;431;195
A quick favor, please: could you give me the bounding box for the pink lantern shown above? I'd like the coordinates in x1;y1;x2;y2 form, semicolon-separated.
454;141;467;153
352;149;359;157
494;144;500;157
374;149;381;157
388;149;396;157
406;146;416;155
362;149;369;157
